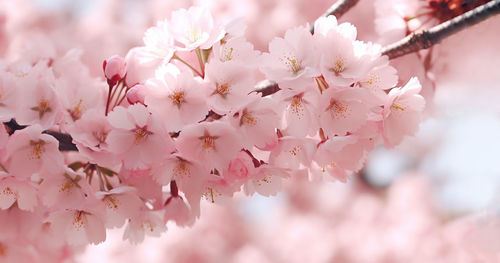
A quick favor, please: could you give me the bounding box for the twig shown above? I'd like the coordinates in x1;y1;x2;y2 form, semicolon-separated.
310;0;360;33
382;0;500;59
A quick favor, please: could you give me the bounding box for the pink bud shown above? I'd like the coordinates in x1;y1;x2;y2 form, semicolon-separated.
103;55;126;86
126;84;146;105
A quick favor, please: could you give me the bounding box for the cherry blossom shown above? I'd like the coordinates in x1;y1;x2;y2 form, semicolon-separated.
382;77;425;147
106;104;175;169
0;3;433;257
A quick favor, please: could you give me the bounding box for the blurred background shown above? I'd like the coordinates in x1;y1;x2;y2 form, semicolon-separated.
2;0;500;262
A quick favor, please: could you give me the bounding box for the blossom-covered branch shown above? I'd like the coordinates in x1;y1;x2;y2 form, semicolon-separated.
381;0;500;59
258;0;361;97
309;0;360;33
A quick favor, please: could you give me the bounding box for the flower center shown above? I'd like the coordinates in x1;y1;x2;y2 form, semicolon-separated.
133;126;152;144
327;99;349;119
284;56;303;75
213;83;230;98
31;99;52;119
30;140;46;160
68;99;83;121
169;91;186;108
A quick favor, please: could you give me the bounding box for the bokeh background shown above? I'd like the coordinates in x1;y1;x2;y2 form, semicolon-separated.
2;0;500;262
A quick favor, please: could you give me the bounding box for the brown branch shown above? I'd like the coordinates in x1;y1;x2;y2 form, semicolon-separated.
310;0;360;33
382;0;500;59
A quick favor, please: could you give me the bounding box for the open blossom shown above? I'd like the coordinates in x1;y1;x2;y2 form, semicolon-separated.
280;88;320;137
383;77;425;147
313;135;369;182
46;200;106;246
212;36;261;66
68;109;119;168
4;124;64;178
164;194;192;227
14;63;61;129
52;50;107;124
168;6;225;51
261;26;319;82
38;167;90;210
176;121;242;172
152;155;206;199
230;98;280;149
0;174;37;211
106;104;175;169
269;136;316;170
318;88;377;136
138;19;175;69
123;211;166;244
95;186;143;228
316;30;370;87
145;66;209;132
204;60;259;114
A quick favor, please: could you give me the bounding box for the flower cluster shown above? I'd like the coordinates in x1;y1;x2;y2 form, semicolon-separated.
0;5;425;257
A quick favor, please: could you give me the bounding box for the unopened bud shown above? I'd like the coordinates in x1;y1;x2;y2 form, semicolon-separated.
103;55;126;86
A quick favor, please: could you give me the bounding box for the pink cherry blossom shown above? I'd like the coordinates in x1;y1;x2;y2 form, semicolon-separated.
4;124;64;178
68;109;119;168
164;194;192;227
176;121;242;173
313;135;369;182
145;67;209;132
383;77;425;147
261;26;319;82
204;60;259;114
13;63;61;129
229;98;280;149
126;84;146;105
0;174;37;211
168;6;225;51
212;36;261;66
46;197;106;246
95;186;143;228
123;211;166;244
269;136;316;170
318;88;376;136
106;104;175;169
38;167;90;210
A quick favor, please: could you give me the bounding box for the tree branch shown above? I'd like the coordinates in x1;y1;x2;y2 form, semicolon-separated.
310;0;360;33
382;0;500;59
7;1;500;153
4;120;78;151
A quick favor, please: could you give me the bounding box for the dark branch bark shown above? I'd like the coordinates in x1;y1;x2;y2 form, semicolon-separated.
42;130;78;151
310;0;360;33
382;0;500;59
4;120;78;151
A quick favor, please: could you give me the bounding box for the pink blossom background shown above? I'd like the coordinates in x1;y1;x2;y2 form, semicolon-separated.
3;0;500;262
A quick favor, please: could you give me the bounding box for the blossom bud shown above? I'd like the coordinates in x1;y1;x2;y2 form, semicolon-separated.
126;84;146;105
103;55;126;86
